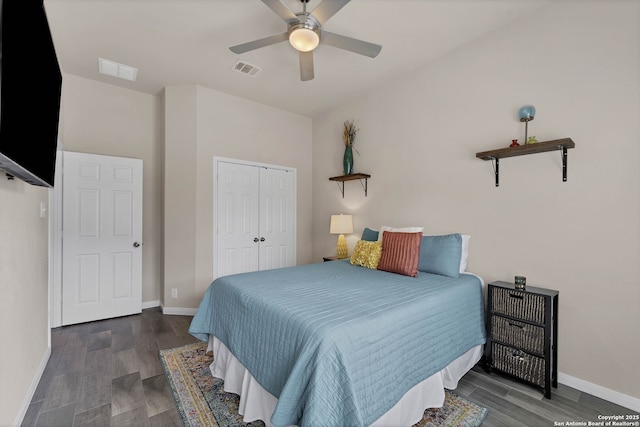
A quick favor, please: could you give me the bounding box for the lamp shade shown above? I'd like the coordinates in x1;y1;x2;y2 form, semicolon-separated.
518;105;536;121
330;214;353;234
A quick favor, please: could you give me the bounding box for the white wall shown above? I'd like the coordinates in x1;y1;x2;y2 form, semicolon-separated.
0;178;50;425
312;2;640;402
57;78;313;312
164;85;313;309
60;74;165;304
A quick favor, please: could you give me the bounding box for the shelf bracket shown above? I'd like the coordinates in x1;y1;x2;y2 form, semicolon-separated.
360;177;368;197
329;173;371;198
334;177;368;198
561;146;568;182
476;138;575;187
490;157;499;187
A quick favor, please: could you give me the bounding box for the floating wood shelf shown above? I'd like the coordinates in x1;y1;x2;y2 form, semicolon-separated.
329;173;371;198
476;138;575;187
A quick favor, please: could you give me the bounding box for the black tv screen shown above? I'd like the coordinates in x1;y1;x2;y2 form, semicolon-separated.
0;0;62;187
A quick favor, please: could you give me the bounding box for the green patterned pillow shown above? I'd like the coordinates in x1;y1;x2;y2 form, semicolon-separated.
350;240;383;269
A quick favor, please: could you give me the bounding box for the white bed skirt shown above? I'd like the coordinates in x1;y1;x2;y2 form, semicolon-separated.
207;337;483;427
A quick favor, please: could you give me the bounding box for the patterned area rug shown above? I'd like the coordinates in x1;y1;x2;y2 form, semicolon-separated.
159;342;488;427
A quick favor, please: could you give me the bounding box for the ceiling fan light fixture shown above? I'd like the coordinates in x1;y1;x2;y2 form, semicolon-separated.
228;0;382;81
289;27;319;52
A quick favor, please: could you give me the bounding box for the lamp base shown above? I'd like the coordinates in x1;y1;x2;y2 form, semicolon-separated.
336;234;348;259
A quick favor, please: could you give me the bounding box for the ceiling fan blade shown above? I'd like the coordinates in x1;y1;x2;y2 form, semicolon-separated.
322;31;382;58
299;51;314;81
260;0;300;24
310;0;350;25
229;32;288;54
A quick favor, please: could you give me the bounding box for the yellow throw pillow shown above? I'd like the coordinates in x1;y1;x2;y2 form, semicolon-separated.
350;240;383;269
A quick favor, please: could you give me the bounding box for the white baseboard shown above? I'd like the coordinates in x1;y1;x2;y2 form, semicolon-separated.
143;300;197;316
559;372;640;412
162;306;198;316
142;300;161;310
15;347;51;426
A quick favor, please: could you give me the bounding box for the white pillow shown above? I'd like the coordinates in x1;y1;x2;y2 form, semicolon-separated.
377;226;424;242
460;234;471;273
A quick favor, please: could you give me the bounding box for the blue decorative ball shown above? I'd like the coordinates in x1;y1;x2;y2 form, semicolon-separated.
518;105;536;120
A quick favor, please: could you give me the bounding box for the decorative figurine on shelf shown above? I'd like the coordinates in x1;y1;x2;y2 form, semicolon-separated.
526;136;537;144
509;139;520;147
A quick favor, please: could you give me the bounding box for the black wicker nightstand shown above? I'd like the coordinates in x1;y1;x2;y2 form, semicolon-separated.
486;281;558;399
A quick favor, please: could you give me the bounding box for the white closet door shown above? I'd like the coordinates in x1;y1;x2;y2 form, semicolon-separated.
259;167;296;270
214;159;296;279
216;162;260;277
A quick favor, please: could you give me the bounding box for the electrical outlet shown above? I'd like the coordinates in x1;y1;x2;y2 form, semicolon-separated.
171;288;178;299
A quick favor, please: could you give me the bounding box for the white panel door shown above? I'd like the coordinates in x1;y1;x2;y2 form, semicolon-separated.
216;161;260;277
259;167;295;270
62;151;143;325
214;159;296;279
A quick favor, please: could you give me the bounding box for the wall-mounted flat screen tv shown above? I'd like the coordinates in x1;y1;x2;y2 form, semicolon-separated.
0;0;62;187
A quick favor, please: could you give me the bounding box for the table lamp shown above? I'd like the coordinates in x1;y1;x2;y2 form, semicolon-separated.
330;214;353;259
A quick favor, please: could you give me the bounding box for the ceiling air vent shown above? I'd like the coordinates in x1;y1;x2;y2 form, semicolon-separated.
231;60;262;77
98;58;138;81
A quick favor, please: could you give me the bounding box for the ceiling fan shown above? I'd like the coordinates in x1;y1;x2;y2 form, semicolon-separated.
229;0;382;81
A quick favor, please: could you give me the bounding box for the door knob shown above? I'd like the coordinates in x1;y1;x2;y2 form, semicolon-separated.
253;237;259;242
260;237;265;242
133;241;141;248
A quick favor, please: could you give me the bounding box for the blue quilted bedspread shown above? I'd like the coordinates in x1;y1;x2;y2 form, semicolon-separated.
189;260;486;427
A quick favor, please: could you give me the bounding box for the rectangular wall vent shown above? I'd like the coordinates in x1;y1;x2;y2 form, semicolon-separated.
231;60;262;77
98;58;138;81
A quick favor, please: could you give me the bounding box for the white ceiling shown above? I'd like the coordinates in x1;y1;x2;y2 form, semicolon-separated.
43;0;551;118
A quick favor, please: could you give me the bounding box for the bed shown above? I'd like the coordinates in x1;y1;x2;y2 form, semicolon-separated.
189;232;486;427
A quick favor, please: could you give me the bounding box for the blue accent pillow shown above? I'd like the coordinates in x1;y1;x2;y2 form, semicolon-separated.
418;234;462;277
361;227;379;242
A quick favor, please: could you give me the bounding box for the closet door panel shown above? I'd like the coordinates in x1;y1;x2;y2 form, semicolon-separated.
216;162;260;277
259;167;296;270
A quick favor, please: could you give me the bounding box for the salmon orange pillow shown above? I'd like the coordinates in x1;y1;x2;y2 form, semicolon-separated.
377;231;422;277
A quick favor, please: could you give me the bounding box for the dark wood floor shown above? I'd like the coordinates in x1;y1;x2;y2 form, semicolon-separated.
22;307;198;427
22;307;638;426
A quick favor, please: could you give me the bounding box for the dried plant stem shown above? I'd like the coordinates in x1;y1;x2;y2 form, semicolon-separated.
343;119;359;148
